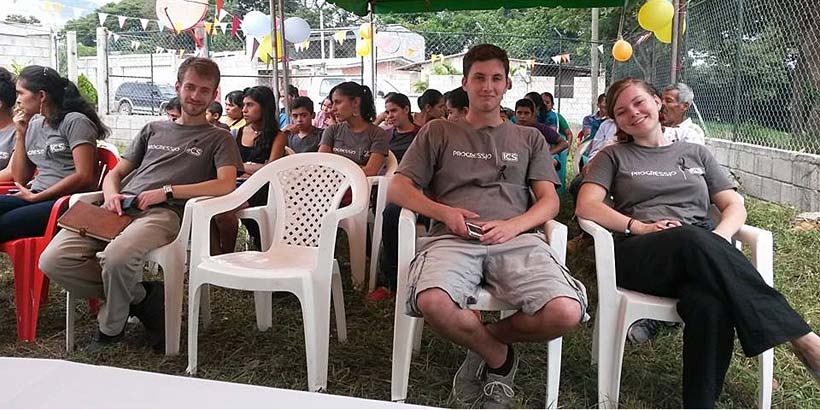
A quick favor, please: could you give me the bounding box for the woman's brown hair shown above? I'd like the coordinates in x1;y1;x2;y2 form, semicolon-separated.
605;77;660;143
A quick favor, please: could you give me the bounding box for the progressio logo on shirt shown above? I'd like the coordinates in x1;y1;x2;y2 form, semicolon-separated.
452;150;492;160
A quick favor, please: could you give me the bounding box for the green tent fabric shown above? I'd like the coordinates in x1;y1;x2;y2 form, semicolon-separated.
328;0;623;16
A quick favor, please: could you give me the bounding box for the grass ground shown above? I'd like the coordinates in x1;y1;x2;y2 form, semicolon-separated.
0;195;818;408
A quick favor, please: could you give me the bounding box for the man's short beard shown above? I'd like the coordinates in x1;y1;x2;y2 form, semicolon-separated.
183;104;207;117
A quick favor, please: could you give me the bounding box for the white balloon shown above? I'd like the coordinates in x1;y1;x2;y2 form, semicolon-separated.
242;10;270;38
284;17;311;44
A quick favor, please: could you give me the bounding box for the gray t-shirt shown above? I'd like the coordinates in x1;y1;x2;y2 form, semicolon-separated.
0;125;14;170
319;122;389;165
287;127;323;153
583;141;735;227
25;113;98;193
397;119;559;237
121;120;243;199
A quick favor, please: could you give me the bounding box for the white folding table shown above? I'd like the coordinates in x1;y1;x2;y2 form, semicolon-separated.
0;357;425;408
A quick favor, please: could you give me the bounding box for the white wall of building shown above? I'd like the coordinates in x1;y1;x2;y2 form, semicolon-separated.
0;22;54;69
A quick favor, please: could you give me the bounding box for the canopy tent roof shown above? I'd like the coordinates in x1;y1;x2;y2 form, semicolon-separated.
327;0;623;16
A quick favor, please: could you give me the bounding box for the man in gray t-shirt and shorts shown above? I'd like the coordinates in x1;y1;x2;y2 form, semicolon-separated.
388;44;587;408
40;58;242;354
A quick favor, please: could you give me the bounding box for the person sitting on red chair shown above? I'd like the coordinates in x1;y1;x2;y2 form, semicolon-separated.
0;66;107;243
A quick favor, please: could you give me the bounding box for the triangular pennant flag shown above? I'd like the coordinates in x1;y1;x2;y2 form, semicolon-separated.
117;15;127;29
218;8;228;21
527;59;536;69
597;44;604;54
113;34;120;42
178;49;185;57
216;0;224;13
562;54;571;63
298;38;310;51
551;55;561;64
251;38;260;61
139;18;149;30
156;46;164;53
406;47;416;57
173;22;183;34
54;3;63;13
430;54;437;64
98;12;109;26
231;16;240;37
130;40;140;50
333;30;347;45
42;2;52;12
219;22;228;34
72;7;82;18
204;22;213;35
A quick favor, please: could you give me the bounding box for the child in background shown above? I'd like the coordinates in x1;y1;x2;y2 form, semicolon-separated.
284;96;322;153
165;97;181;122
206;101;230;131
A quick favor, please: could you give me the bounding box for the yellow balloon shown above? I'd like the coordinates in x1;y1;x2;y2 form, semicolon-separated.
638;0;674;32
612;39;633;62
258;33;283;63
359;23;372;40
356;39;371;57
654;19;686;44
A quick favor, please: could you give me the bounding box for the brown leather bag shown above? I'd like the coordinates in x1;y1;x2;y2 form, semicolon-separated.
57;201;133;242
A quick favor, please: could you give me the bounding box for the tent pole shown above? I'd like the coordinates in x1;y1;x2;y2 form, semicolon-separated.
269;0;280;114
670;0;681;83
590;8;599;113
278;0;292;120
370;4;376;98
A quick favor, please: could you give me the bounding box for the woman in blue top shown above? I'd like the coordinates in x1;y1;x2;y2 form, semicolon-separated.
0;66;108;243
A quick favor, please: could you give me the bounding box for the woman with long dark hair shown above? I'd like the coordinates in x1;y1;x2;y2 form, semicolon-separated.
525;91;549;124
383;92;418;163
222;89;245;130
413;88;445;127
0;67;16;182
0;65;107;243
576;77;820;407
214;86;287;253
319;81;387;177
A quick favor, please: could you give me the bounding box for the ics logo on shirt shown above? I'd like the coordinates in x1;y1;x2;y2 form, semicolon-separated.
502;152;519;162
186;147;203;157
49;143;67;152
0;152;8;160
687;167;705;175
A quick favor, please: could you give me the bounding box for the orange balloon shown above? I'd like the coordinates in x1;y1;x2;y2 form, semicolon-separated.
612;39;633;62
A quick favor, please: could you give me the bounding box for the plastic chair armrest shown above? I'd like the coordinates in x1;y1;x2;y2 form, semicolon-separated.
69;191;104;206
733;224;774;286
578;217;619;300
42;196;72;240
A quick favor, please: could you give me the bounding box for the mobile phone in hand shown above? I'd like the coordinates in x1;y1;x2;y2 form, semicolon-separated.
121;195;136;210
465;222;484;239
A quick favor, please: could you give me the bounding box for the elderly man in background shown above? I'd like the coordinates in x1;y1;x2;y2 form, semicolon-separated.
661;82;706;145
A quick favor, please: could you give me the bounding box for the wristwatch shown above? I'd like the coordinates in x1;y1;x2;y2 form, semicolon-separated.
625;218;636;236
162;185;174;202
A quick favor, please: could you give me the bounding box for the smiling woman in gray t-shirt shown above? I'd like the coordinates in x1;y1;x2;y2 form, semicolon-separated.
576;78;818;408
0;66;108;243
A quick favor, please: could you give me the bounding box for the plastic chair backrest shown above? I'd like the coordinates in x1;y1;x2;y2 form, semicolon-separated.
284;146;296;156
96;146;119;188
384;151;398;175
232;153;368;249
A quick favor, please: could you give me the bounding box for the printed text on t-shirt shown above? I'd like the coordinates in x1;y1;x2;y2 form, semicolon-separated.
452;150;492;160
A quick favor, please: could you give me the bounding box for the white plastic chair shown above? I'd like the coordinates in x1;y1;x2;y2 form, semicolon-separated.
366;150;399;291
64;192;205;356
573;139;592;178
578;214;774;409
391;208;566;407
185;153;369;392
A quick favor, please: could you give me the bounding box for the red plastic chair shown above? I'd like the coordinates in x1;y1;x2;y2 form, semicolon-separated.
1;146;119;341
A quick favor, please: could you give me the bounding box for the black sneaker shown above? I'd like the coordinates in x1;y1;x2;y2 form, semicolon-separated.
130;281;165;352
85;327;126;354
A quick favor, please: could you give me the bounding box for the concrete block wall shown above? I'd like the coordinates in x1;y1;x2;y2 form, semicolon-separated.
101;114;164;147
707;138;820;211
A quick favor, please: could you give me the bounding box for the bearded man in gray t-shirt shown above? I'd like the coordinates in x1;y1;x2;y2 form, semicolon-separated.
388;44;587;408
41;58;242;354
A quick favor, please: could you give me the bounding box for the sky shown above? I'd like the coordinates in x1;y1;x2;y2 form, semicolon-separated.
2;0;121;28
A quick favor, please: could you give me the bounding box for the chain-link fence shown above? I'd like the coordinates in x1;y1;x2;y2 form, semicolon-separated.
609;0;820;154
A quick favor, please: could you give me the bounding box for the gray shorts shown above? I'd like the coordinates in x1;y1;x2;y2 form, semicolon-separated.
405;233;589;321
